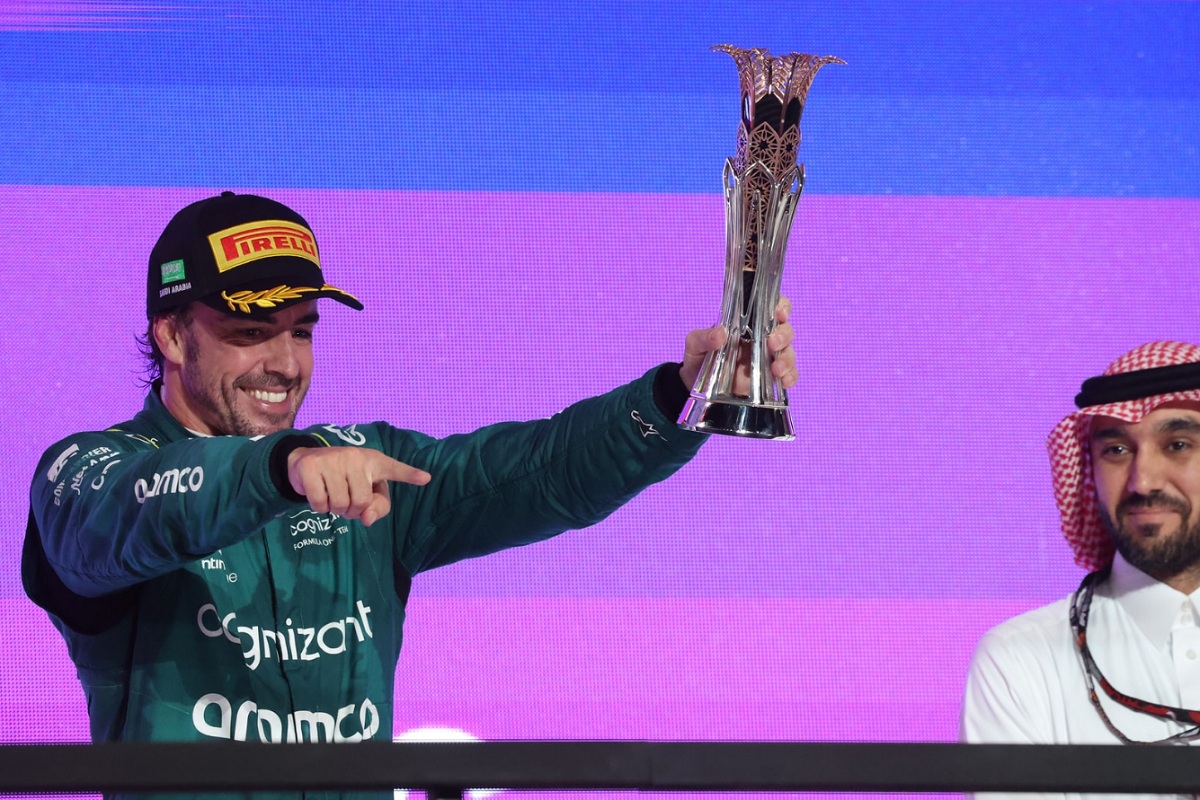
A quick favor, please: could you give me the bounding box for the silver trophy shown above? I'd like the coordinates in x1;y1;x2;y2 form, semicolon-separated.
678;45;843;440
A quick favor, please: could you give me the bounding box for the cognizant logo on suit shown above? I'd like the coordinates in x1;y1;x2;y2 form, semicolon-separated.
196;600;374;670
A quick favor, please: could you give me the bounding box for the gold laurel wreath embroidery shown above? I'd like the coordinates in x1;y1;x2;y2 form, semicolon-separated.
221;284;356;314
222;285;317;313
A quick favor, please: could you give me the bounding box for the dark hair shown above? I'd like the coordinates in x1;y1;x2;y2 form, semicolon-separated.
136;304;194;387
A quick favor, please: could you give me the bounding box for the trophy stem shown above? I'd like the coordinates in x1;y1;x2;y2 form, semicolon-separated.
678;163;799;442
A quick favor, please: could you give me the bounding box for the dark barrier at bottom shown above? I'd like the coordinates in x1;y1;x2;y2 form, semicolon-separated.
2;741;1200;795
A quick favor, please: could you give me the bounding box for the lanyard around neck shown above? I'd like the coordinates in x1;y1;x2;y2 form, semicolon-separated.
1070;569;1200;744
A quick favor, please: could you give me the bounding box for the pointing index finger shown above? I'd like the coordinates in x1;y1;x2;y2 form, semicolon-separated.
376;454;431;487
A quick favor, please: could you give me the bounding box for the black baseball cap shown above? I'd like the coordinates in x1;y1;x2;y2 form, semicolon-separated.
147;192;363;318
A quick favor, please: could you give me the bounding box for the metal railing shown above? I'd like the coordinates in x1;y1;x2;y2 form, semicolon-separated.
2;741;1200;795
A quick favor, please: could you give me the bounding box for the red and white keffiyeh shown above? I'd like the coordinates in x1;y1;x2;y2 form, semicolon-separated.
1049;341;1200;571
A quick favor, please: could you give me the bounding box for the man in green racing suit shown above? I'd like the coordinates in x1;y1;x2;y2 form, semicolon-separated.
23;192;797;796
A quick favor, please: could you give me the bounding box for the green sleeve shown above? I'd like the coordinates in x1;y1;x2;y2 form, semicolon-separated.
389;365;708;574
28;429;307;597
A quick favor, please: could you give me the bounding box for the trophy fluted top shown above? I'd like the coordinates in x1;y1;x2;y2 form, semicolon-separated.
713;45;844;176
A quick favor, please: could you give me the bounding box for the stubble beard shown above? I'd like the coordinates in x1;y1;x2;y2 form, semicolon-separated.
1099;494;1200;581
180;334;305;437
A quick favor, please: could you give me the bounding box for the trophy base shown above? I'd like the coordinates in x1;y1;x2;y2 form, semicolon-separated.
677;397;795;441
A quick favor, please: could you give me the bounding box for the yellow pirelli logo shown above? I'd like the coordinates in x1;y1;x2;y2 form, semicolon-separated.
208;220;320;273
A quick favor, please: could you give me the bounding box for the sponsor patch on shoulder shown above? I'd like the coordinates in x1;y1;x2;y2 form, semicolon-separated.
46;443;79;482
322;424;366;446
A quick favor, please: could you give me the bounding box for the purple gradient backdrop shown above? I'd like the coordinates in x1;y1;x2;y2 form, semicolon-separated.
3;186;1200;752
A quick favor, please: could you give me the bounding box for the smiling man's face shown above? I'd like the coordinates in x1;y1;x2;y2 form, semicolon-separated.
157;300;318;437
1091;403;1200;582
